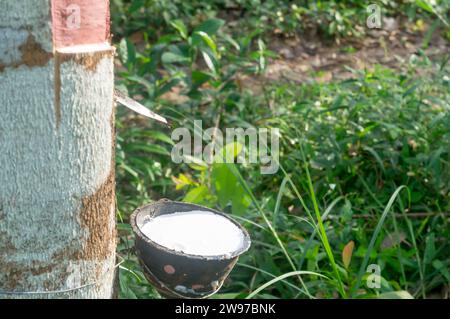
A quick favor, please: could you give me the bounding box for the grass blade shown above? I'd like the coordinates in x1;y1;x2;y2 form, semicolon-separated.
246;271;329;299
350;185;408;297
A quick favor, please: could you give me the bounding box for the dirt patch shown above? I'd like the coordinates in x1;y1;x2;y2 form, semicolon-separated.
238;22;449;93
0;231;23;290
78;171;116;261
58;49;114;72
19;34;53;68
49;169;116;264
0;33;53;72
76;104;117;263
140;20;448;103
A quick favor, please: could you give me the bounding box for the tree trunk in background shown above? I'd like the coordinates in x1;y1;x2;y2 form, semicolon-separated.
0;0;116;298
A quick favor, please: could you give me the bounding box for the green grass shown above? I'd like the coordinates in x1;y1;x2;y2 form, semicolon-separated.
113;0;450;299
112;0;450;40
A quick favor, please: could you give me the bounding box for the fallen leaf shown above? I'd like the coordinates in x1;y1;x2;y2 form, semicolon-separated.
342;240;355;269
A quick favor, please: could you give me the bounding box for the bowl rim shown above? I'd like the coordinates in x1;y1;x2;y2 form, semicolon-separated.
130;199;252;261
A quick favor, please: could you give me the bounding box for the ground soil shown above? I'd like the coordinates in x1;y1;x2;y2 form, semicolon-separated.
238;20;449;94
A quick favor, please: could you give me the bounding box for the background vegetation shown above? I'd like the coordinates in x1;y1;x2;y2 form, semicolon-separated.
111;0;449;299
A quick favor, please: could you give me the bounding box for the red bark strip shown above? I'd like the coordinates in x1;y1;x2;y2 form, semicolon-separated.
51;0;110;48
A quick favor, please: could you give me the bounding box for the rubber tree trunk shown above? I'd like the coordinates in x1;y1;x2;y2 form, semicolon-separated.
0;0;116;298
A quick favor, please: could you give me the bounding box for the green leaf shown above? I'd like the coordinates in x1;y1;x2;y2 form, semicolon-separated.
117;223;132;232
423;233;436;265
212;163;235;207
214;142;244;163
414;0;450;27
415;0;434;13
432;260;450;281
183;185;209;203
183;155;208;171
377;291;414;299
257;39;266;71
124;75;154;93
172;173;195;190
161;52;190;64
232;193;252;216
194;18;224;36
120;163;138;178
129;0;145;13
144;131;174;145
201;51;217;75
191;70;211;87
126;39;136;65
194;31;218;56
118;38;128;65
170;19;188;39
156;78;181;98
126;144;170;156
212;163;251;215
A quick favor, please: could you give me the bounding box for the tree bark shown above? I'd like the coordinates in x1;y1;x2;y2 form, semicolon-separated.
0;0;116;298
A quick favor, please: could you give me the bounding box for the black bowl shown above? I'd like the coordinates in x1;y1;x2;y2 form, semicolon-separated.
130;200;251;298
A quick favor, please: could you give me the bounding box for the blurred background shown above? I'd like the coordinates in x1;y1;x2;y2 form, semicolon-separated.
111;0;449;299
